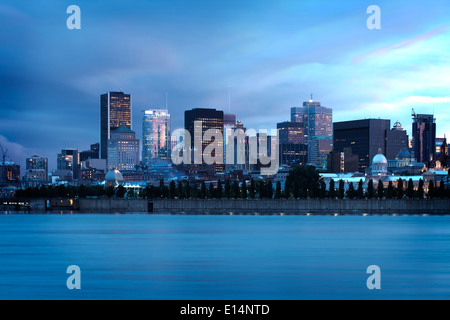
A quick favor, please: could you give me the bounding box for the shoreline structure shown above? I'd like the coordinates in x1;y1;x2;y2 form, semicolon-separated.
1;199;449;215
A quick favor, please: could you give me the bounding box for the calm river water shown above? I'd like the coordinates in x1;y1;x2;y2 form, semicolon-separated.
0;213;449;299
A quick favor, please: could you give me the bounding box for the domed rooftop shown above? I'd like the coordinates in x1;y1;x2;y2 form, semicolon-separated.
396;147;411;160
372;148;387;164
105;168;123;182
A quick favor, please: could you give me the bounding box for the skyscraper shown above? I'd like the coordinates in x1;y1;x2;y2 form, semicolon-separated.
291;99;333;168
412;112;436;164
185;108;224;174
100;92;132;160
142;109;171;166
107;126;139;171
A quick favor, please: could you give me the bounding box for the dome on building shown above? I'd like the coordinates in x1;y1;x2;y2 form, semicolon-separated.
105;168;123;187
372;149;387;164
396;147;411;160
371;148;388;176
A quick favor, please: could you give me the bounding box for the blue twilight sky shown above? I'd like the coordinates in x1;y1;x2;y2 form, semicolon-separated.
0;0;449;171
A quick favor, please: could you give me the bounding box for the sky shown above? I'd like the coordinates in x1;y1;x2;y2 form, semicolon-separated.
1;0;449;171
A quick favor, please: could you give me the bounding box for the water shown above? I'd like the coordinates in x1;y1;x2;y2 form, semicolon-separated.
0;213;449;300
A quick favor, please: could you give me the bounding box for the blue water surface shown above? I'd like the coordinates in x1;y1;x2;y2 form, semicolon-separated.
0;213;449;300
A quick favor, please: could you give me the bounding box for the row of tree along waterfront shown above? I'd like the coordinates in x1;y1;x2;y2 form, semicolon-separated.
13;166;449;200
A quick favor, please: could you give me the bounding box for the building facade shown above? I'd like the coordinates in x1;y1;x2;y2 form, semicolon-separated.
185;108;224;174
107;126;140;171
57;149;79;180
291;100;332;169
100;92;132;160
142;109;171;166
412;113;436;165
333;119;407;173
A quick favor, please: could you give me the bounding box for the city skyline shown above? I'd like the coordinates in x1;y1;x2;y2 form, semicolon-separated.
1;0;450;171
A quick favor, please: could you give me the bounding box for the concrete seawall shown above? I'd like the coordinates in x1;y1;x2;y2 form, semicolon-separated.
75;198;450;214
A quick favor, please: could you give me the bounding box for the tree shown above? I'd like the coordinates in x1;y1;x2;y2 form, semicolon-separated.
406;179;414;198
437;181;446;198
377;180;384;199
338;180;345;199
185;182;191;199
284;180;291;199
217;180;223;199
258;180;265;199
285;165;320;200
428;180;435;199
346;182;355;199
249;178;256;199
320;180;326;199
200;181;207;199
232;181;240;199
106;186;115;198
386;181;394;199
367;179;374;199
417;179;424;199
397;178;404;199
177;181;184;199
329;179;336;199
357;179;364;199
208;183;215;199
78;184;87;198
266;181;273;199
116;185;126;198
275;181;282;199
127;189;135;198
241;181;247;199
169;180;177;199
225;180;231;199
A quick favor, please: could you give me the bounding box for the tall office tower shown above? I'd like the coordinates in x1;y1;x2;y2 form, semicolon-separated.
333;118;408;172
100;92;132;160
277;121;305;145
387;121;409;160
185;108;224;174
24;155;48;182
291;99;333;168
107;126;140;171
142;109;171;166
412;112;436;164
57;149;79;180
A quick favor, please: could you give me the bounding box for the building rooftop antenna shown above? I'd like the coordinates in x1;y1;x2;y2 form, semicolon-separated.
228;85;231;113
166;92;168;112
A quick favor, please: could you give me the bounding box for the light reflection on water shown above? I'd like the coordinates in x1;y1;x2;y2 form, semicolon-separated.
0;213;449;300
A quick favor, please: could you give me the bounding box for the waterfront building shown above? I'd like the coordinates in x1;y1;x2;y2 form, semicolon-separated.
100;92;132;160
104;168;124;187
291;99;332;169
142;109;171;166
412;112;436;165
371;149;388;177
57;149;79;180
107;126;140;171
